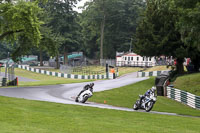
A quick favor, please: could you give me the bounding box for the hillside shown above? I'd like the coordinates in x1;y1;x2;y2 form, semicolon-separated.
173;73;200;96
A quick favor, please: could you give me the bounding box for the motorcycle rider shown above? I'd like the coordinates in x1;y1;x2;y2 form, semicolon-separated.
75;83;94;102
139;86;156;105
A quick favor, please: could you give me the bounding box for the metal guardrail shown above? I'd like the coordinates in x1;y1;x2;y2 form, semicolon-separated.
167;87;200;110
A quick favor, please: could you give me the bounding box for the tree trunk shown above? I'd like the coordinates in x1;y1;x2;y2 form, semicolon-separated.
40;48;43;66
64;46;68;65
176;58;184;74
100;0;105;60
191;56;200;72
56;55;60;69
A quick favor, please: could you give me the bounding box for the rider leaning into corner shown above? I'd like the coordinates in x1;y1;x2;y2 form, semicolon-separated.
139;86;156;105
75;83;94;102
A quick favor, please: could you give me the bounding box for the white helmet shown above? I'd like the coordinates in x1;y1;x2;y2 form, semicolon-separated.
151;86;156;92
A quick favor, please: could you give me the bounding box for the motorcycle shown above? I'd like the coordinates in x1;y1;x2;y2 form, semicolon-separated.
75;89;93;103
133;89;157;112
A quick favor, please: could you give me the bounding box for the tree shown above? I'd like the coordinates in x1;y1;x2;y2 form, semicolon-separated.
41;0;80;66
134;0;185;74
175;0;200;71
0;0;43;61
79;0;145;59
0;42;14;60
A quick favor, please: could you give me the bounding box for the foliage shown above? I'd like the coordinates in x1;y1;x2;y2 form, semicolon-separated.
134;0;183;57
134;0;200;73
39;0;81;65
175;0;200;71
79;0;145;59
0;0;42;48
134;0;187;74
0;42;14;60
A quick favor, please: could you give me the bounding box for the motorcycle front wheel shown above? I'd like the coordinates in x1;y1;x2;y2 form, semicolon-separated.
75;97;79;102
133;100;139;110
81;94;89;103
145;101;154;112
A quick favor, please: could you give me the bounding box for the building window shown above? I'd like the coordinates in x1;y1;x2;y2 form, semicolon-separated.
143;57;145;61
137;57;139;61
149;58;151;61
128;57;130;61
125;57;127;60
131;57;133;60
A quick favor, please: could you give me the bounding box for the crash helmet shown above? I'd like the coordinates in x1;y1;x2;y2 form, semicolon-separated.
151;86;156;92
90;83;94;88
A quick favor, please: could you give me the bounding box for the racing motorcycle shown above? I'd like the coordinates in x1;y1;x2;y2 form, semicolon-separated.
133;88;157;112
75;89;93;103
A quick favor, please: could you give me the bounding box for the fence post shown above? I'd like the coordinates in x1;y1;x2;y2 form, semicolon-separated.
106;64;109;79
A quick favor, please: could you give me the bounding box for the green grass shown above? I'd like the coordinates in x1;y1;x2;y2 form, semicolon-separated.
173;73;200;96
44;66;105;75
117;67;142;76
0;68;94;87
0;66;141;87
144;65;170;72
44;66;142;77
89;77;200;117
0;96;199;133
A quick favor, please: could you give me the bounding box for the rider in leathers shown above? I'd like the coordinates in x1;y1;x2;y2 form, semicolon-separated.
139;87;156;105
75;83;94;102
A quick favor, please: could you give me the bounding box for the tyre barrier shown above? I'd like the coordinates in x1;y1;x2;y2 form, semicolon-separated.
137;70;170;77
0;76;2;86
167;87;200;110
17;65;107;80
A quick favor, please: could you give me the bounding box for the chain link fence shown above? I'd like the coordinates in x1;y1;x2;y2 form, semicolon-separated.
60;64;105;75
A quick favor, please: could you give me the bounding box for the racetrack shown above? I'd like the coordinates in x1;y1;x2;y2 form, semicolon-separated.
0;72;198;118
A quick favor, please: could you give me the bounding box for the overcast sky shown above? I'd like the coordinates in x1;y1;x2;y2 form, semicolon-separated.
74;0;91;13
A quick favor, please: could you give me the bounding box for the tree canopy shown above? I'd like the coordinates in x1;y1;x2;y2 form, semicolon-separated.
79;0;145;59
134;0;200;73
175;0;200;71
0;0;43;60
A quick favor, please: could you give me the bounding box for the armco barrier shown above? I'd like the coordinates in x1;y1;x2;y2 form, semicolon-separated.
167;87;200;110
17;65;107;80
137;70;169;77
0;76;2;86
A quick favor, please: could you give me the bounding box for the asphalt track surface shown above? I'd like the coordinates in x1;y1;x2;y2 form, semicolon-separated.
0;72;199;118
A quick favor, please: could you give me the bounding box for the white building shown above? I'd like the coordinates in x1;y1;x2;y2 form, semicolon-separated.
116;52;156;67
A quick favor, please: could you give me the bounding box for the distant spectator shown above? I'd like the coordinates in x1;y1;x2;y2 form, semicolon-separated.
174;59;177;66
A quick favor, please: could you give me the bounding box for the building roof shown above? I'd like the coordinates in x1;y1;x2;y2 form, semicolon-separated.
116;52;139;57
124;53;139;56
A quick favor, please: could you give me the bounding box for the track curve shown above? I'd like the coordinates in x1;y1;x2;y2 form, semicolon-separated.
0;72;198;118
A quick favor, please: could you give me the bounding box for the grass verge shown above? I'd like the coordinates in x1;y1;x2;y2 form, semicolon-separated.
144;65;170;72
0;68;94;87
117;67;142;76
173;72;200;96
89;77;200;117
41;66;142;77
0;96;199;133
